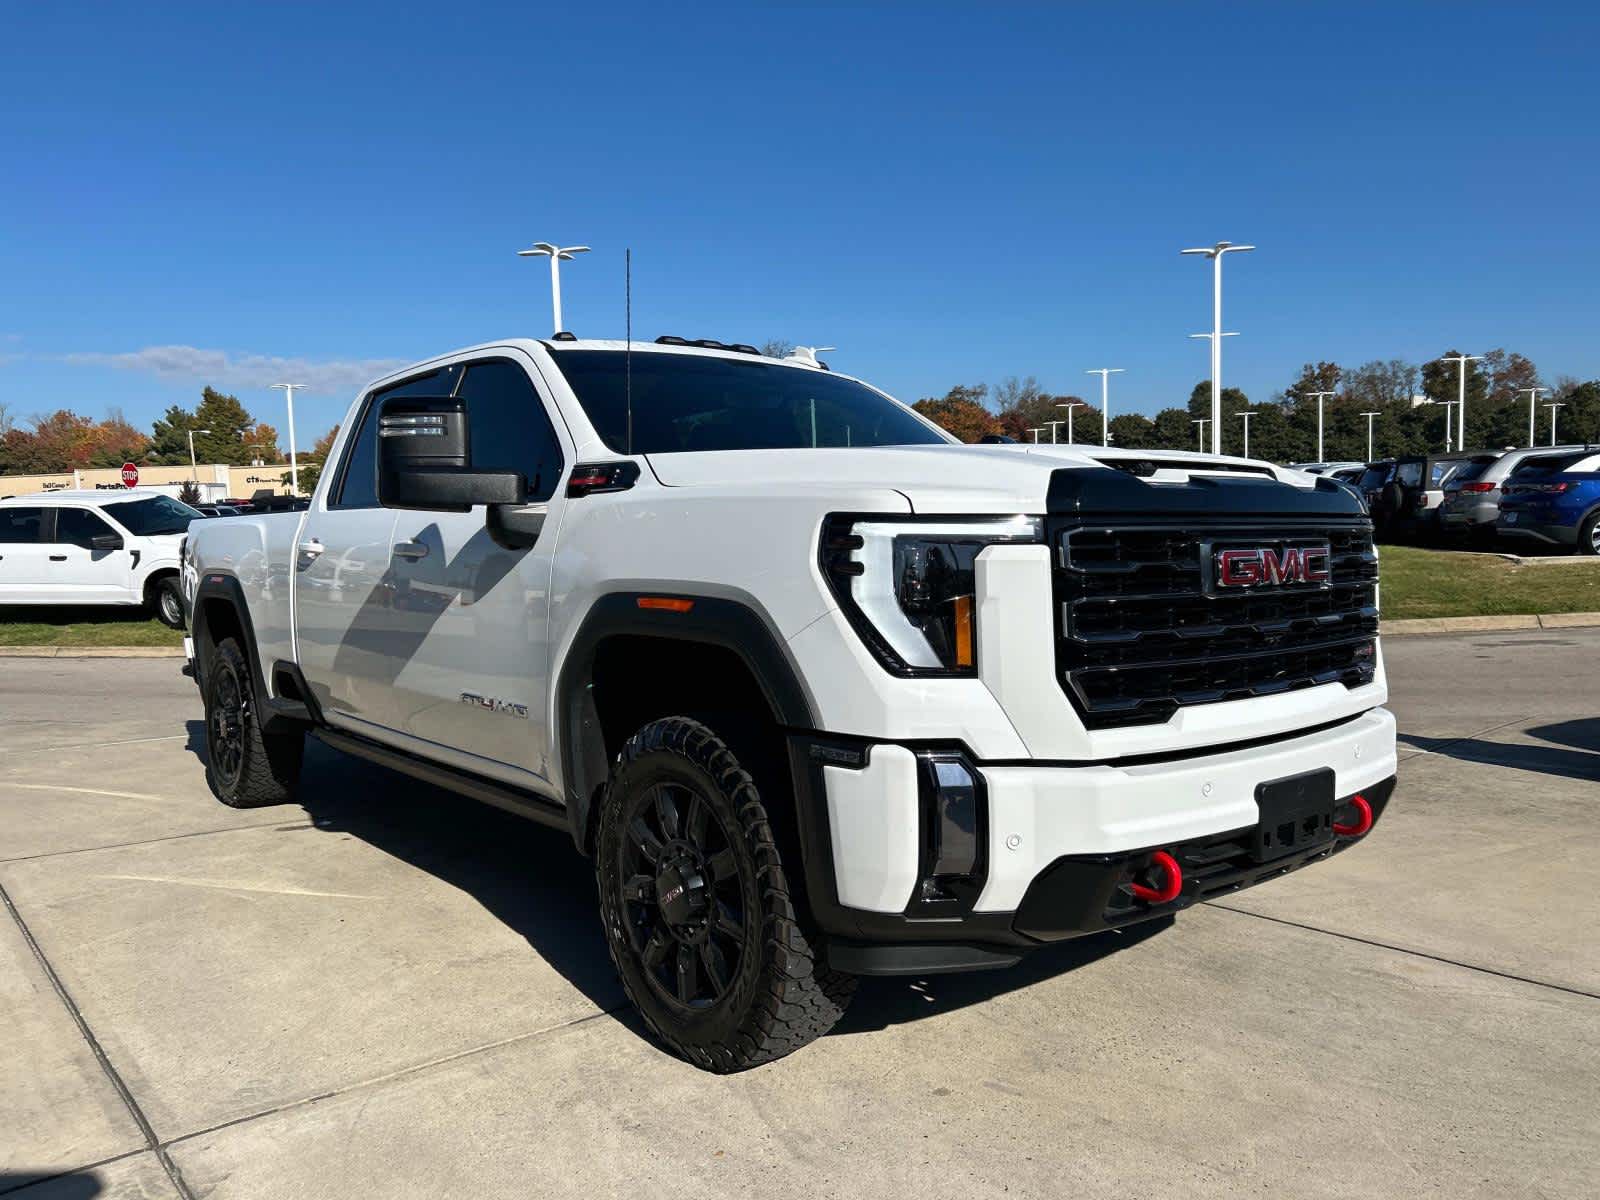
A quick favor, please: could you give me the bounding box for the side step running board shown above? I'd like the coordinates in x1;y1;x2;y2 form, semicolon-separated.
314;728;569;833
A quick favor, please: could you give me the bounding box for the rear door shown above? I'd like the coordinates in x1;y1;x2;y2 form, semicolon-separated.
50;506;135;602
294;365;462;731
385;351;570;781
0;506;50;601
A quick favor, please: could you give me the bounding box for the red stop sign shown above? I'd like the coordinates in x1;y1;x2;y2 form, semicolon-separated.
121;462;139;488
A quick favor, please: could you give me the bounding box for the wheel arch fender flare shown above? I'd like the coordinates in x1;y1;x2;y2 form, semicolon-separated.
190;573;267;701
553;591;817;854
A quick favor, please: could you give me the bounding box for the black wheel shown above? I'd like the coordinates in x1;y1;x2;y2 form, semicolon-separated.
149;576;185;628
1578;512;1600;557
203;637;303;807
596;716;854;1072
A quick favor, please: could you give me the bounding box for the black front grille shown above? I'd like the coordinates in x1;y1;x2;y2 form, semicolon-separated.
1052;519;1379;728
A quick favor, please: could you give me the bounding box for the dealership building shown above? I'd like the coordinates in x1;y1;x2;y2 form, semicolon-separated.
0;464;295;502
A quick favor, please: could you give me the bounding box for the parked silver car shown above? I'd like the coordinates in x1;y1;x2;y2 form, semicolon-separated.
1439;445;1590;541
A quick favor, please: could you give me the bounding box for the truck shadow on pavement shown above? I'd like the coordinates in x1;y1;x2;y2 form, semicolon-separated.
1398;718;1600;783
182;727;1180;1049
0;1170;103;1198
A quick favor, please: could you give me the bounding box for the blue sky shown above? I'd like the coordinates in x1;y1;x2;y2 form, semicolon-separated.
2;2;1597;443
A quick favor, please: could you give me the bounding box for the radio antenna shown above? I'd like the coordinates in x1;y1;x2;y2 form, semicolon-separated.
625;248;633;456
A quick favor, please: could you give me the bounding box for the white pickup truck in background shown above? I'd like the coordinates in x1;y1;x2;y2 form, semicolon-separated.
182;336;1397;1072
1;489;198;626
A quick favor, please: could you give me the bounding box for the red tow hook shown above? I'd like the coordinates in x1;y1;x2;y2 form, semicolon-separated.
1333;793;1374;837
1128;850;1183;904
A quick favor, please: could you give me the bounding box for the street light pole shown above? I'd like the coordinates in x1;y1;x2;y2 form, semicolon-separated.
1084;368;1124;447
517;241;591;334
1181;241;1255;454
1027;427;1042;444
1044;419;1064;444
1301;390;1337;462
1055;400;1084;444
1437;354;1483;452
1361;412;1381;462
1544;402;1564;446
187;428;212;485
1191;418;1209;451
270;383;306;494
1236;410;1254;458
1514;386;1549;448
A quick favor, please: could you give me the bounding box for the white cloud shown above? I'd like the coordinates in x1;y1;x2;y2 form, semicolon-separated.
64;345;408;396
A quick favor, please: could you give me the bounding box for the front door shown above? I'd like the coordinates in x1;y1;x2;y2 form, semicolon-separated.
385;352;569;781
50;507;135;603
294;364;463;731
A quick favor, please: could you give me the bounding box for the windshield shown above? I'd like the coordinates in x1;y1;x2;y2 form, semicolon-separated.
101;495;202;536
549;350;949;454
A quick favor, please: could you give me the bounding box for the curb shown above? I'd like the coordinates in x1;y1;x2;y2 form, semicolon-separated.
0;645;186;658
1382;612;1600;636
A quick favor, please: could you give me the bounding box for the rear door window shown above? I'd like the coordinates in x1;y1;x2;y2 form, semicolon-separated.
1397;462;1424;488
456;359;566;502
0;506;45;543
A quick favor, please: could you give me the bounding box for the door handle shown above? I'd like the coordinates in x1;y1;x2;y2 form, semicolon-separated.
49;555;67;562
298;539;325;558
391;541;429;561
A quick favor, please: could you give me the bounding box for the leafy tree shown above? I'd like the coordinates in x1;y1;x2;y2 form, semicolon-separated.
286;460;323;494
88;409;152;467
1151;407;1197;449
913;389;999;443
149;387;261;466
1343;359;1420;410
1107;412;1157;449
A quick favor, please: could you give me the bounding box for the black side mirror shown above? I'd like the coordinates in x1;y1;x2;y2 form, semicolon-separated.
90;533;124;552
376;396;526;512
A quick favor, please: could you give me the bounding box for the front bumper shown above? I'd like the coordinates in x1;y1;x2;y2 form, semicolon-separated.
791;708;1398;974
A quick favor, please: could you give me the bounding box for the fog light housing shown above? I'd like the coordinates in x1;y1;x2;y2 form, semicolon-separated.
911;752;987;911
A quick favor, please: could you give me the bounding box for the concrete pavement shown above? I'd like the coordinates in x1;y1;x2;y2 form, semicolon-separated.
1;635;1597;1197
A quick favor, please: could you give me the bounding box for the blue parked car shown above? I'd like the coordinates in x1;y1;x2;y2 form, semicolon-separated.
1496;449;1600;555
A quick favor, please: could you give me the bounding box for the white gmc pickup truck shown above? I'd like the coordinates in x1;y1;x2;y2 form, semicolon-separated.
182;336;1396;1071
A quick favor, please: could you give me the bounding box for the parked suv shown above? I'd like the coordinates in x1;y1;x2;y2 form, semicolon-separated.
1497;450;1600;554
1360;452;1501;539
182;337;1397;1071
1440;446;1592;543
0;489;199;626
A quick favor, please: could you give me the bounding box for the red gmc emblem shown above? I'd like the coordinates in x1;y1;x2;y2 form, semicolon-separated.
1213;544;1332;589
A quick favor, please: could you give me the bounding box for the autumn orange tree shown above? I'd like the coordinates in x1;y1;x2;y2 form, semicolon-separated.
912;386;999;442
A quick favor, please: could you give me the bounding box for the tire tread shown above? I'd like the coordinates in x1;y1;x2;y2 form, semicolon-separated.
598;716;853;1071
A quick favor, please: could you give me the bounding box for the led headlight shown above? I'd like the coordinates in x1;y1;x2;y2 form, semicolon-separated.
820;514;1043;676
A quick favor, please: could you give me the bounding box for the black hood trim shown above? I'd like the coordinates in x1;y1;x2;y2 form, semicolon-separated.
1048;466;1366;519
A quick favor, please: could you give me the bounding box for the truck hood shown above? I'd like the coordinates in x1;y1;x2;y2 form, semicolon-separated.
644;444;1310;513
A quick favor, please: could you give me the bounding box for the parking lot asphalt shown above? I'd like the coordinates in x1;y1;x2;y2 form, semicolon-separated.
2;632;1597;1198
